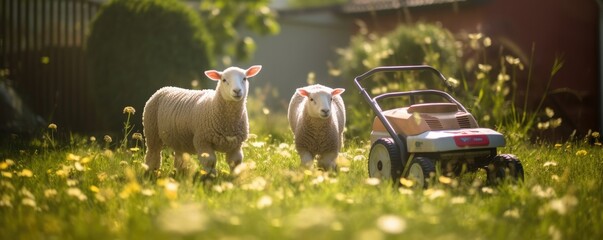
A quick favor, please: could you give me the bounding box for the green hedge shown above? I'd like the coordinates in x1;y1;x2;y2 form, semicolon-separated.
86;0;213;133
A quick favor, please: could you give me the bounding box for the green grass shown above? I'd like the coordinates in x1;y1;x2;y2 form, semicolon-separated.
1;133;602;240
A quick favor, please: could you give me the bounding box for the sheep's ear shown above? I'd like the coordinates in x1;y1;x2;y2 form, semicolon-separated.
245;65;262;78
205;70;222;81
297;88;309;97
331;88;345;96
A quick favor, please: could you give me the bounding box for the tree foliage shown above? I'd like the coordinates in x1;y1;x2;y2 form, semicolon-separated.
198;0;280;63
86;0;213;132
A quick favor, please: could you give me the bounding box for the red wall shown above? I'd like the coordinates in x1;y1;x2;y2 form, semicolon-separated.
351;0;600;135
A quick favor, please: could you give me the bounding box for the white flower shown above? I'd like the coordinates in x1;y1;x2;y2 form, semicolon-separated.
376;215;406;234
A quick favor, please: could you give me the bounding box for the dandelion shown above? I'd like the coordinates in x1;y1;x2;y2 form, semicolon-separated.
262;107;270;115
123;106;136;115
67;153;81;161
67;188;88;201
376;215;406;234
468;33;483;40
256;195;273;209
424;189;446;200
1;171;12;178
545;107;555;118
18;169;33;177
400;178;414;188
438;176;452;184
543;161;558;167
593;132;600;138
89;185;100;193
478;64;492;72
104;135;112;143
48;123;57;130
120;182;141;199
44;188;57;198
503;208;520;219
164;181;179;200
575;150;588;156
450;196;466;204
483;37;492;47
241;177;267;191
0;159;14;169
481;187;495;194
21;198;36;208
554;143;562;149
549;195;578;215
446;77;460;88
97;172;108;182
141;189;155;196
89;136;96;142
531;185;556;198
364;178;381;186
0;194;13;208
505;55;521;66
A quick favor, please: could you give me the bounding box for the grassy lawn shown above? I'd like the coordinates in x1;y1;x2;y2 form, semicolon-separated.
0;132;602;239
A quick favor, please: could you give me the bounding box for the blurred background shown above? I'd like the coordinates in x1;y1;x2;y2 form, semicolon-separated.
1;0;600;143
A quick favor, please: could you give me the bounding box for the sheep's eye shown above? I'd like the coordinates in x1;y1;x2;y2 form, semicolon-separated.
222;79;226;82
243;77;248;81
309;98;314;102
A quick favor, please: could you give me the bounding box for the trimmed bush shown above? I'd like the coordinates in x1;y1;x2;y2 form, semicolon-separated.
86;0;213;133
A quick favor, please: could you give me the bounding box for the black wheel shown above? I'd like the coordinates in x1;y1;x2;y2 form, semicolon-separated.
406;157;436;189
486;154;524;185
368;138;403;181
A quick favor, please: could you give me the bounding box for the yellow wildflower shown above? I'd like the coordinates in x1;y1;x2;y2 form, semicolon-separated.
48;123;57;130
90;185;100;193
67;153;81;161
18;169;33;177
438;176;452;184
1;171;12;178
123;106;136;115
132;133;143;141
575;150;588;156
103;135;112;143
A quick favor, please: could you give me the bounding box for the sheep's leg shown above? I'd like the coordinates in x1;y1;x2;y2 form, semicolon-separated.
226;148;243;172
298;149;314;169
143;135;163;172
318;152;338;171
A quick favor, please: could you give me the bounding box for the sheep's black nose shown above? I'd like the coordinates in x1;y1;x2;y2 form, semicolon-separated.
321;109;330;115
233;89;241;95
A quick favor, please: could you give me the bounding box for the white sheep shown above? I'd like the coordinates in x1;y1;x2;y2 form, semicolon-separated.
288;84;346;170
143;65;262;174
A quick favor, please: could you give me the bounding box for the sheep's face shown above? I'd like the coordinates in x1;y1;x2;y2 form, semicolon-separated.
205;65;262;102
297;86;345;119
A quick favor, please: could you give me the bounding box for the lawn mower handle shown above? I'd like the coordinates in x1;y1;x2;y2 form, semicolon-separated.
353;65;453;162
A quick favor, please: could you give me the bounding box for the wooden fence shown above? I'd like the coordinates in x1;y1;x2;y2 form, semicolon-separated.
1;0;101;133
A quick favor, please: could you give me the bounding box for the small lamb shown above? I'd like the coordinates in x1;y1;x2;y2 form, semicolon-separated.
143;65;262;174
288;84;346;170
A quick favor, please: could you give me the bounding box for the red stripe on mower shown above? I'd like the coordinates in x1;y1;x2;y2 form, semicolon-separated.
453;135;490;147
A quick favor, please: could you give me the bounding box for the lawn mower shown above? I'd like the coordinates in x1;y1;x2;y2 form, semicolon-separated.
354;65;524;188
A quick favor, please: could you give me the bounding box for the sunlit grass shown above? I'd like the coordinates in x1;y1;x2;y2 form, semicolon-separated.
0;130;601;239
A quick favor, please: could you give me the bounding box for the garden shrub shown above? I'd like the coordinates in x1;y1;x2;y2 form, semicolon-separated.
86;0;213;133
335;22;459;139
